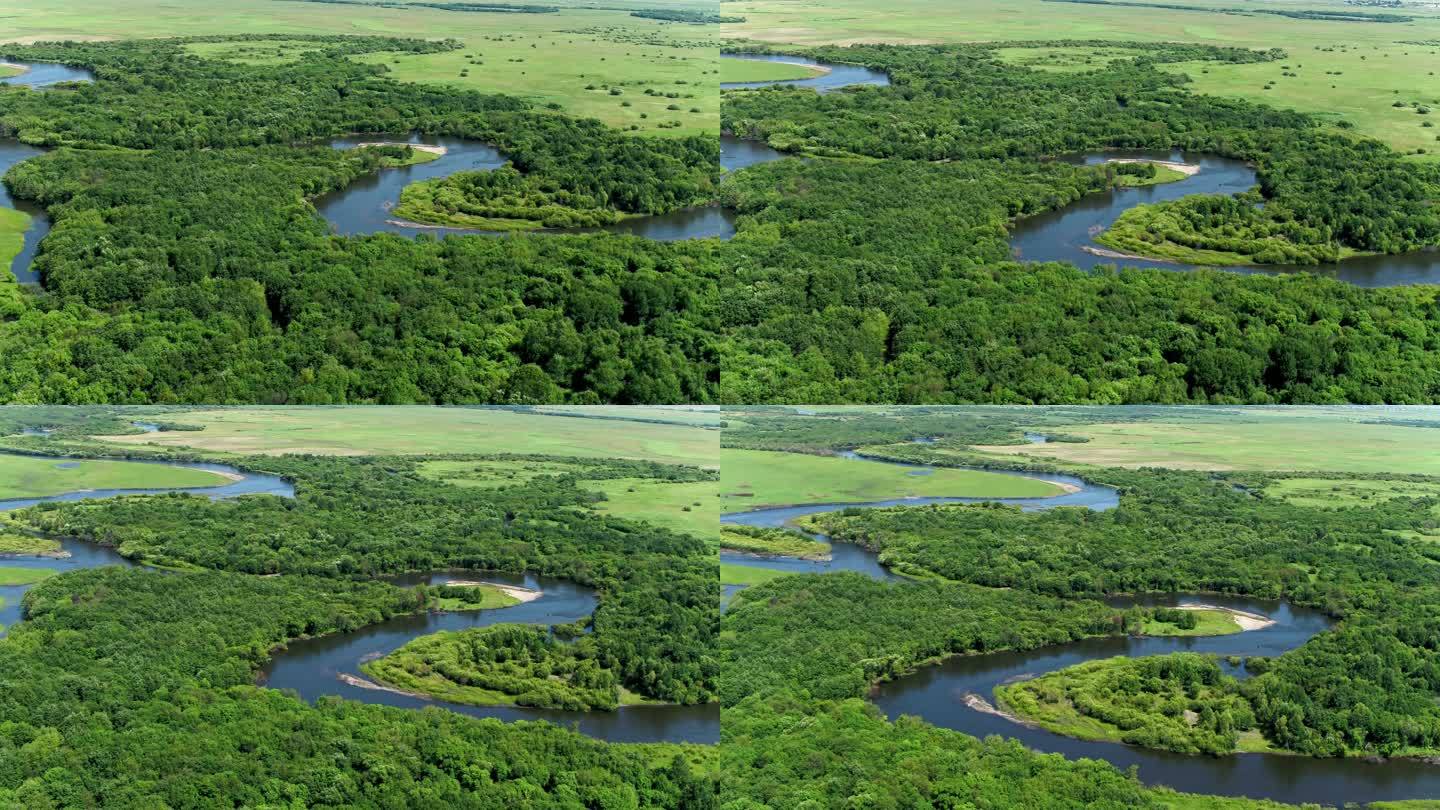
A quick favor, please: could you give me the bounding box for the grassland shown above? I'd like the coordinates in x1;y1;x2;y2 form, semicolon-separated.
720;525;829;559
719;58;825;83
721;0;1440;158
95;407;717;466
720;562;791;586
1142;608;1241;637
430;582;521;611
971;409;1440;475
0;566;55;586
0;207;29;281
588;478;717;541
721;448;1066;507
0;454;231;499
0;530;60;556
1264;477;1440;509
1112;164;1189;187
3;0;719;136
0;63;23;78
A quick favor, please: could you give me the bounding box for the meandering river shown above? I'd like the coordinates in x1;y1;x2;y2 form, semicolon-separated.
315;135;735;242
721;447;1440;804
260;570;720;743
0;449;717;743
720;53;890;92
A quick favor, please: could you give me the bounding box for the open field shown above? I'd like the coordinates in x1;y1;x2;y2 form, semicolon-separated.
971;410;1440;474
0;566;54;586
0;207;28;281
719;58;824;83
1142;608;1241;637
0;530;60;556
0;454;230;499
1264;477;1440;509
720;561;790;586
96;408;717;466
3;0;719;136
588;478;717;541
720;526;829;559
721;0;1440;157
721;448;1066;506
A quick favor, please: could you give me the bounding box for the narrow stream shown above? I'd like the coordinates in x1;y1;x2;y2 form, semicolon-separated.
721;447;1440;804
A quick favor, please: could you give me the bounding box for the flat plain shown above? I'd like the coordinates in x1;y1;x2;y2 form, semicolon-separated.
1;0;719;136
721;0;1440;158
97;407;716;465
721;447;1066;507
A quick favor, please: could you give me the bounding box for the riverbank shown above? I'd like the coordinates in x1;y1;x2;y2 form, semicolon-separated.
443;579;542;603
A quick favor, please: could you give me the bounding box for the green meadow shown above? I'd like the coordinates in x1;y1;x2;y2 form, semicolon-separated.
98;407;716;466
721;448;1065;508
972;409;1440;475
722;0;1440;158
0;454;230;499
0;566;55;586
3;0;719;136
1142;608;1241;637
1263;477;1440;509
719;58;824;83
588;478;717;541
720;562;790;587
0;207;29;282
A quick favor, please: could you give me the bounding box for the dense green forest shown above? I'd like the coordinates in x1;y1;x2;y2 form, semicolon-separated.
362;624;638;711
12;452;720;704
0;568;714;807
719;40;1440;403
2;36;1440;401
800;461;1440;758
0;35;719;404
0;446;720;806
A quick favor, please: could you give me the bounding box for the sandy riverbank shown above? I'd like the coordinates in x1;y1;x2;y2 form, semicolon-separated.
356;141;447;155
1107;157;1201;176
1177;603;1275;632
445;580;543;603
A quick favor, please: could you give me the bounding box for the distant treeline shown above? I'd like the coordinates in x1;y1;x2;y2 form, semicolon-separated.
280;0;561;12
1042;0;1415;22
630;9;745;23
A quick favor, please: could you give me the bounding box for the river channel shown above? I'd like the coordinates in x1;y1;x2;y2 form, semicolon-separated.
721;447;1440;804
0;448;717;744
315;134;735;242
720;53;891;92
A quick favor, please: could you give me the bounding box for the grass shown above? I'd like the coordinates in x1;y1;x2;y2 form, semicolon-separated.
431;582;521;611
720;526;829;559
720;58;825;83
587;478;717;541
721;0;1440;159
0;530;61;556
1112;164;1189;187
95;407;718;466
1142;608;1241;637
0;454;230;499
0;64;23;78
721;448;1066;507
3;0;718;137
970;409;1440;474
1264;477;1440;509
417;460;717;540
358;144;444;168
720;562;791;586
0;207;30;282
0;566;55;586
